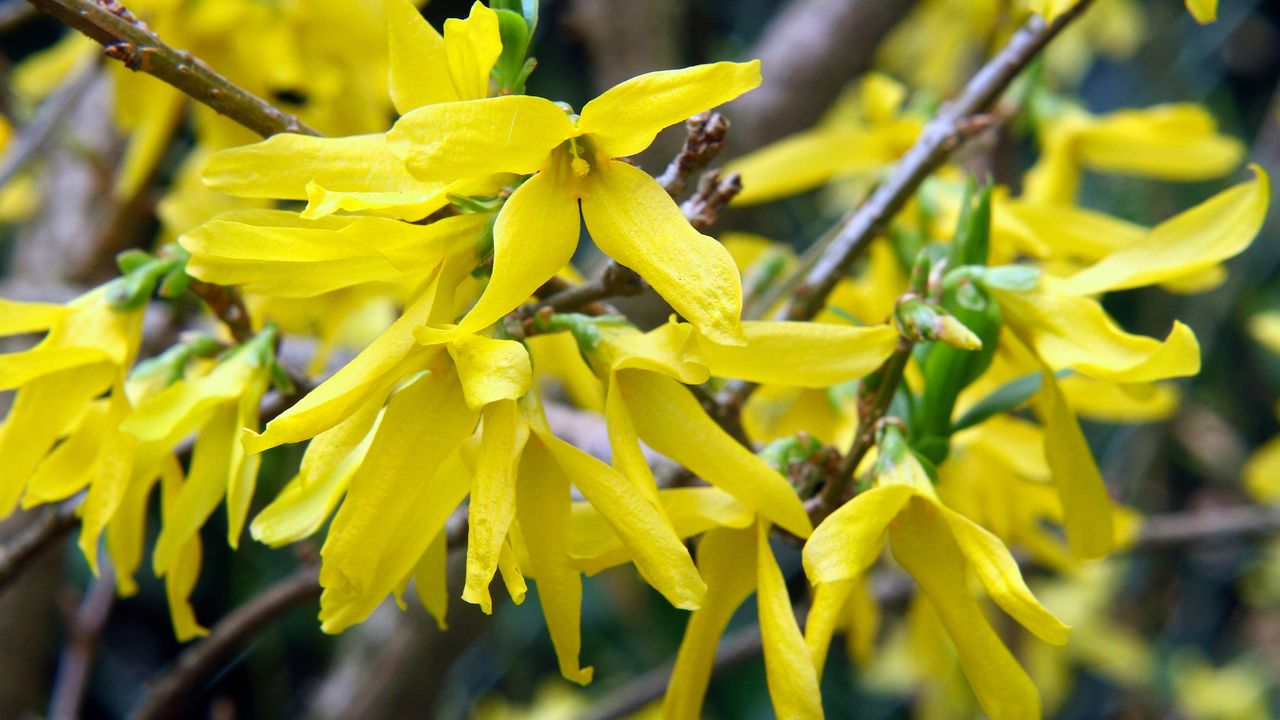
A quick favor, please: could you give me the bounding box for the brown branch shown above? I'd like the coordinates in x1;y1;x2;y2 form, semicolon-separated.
656;112;731;199
47;560;115;720
0;498;80;595
1135;505;1280;548
715;1;1095;424
520;113;738;320
729;0;916;153
0;60;99;189
25;0;317;138
780;1;1094;324
187;280;255;345
131;563;322;720
829;338;913;500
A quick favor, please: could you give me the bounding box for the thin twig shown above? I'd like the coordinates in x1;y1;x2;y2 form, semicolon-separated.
0;498;80;595
0;60;99;189
1135;505;1280;548
187;280;255;345
831;339;913;495
656;112;731;199
131;563;322;720
719;0;1095;424
48;559;116;720
25;0;317;138
779;1;1093;324
0;0;37;32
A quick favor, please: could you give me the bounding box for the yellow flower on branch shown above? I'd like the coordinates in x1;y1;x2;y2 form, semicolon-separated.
386;60;763;344
804;428;1069;720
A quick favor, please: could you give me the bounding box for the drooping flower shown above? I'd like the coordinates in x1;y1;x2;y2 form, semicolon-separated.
804;427;1070;719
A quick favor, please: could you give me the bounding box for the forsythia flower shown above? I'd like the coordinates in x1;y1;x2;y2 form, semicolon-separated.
804;427;1070;718
386;61;762;344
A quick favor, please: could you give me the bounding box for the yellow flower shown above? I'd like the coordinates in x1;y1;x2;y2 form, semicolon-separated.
726;73;922;206
664;522;823;720
803;429;1069;720
201;1;503;222
386;61;763;344
0;288;144;512
119;330;276;639
991;167;1269;558
1024;104;1243;206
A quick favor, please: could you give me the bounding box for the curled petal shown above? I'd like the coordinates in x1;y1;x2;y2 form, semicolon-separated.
579;61;761;159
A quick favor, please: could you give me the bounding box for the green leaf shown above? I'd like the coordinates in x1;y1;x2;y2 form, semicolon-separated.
492;8;532;94
951;369;1071;433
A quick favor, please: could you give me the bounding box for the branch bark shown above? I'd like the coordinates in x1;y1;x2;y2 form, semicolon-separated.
25;0;317;138
780;1;1095;324
0;499;80;595
130;564;322;720
729;0;916;154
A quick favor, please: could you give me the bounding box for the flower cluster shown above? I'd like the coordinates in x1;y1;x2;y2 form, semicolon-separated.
0;0;1270;718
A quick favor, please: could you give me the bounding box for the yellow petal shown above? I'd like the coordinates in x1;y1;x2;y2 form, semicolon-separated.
182;211;486;298
1059;376;1180;424
1186;0;1217;22
319;367;476;632
388;96;576;182
203;133;443;202
25;401;111;506
662;526;758;720
700;321;899;387
463;399;527;614
581;160;744;346
0;346;112;391
246;288;441;452
159;458;207;641
728;124;914;206
497;538;527;604
539;428;706;610
527;331;606;413
569;486;752;573
1245;435;1280;504
595;322;709;384
1076;105;1241;179
578;61;761;159
250;396;382;547
603;380;659;500
805;579;856;680
1059;168;1268;296
0;298;68;336
443;334;533;410
412;527;450;630
1037;368;1114;560
0;367;111;512
456;168;581;334
443;2;502;102
937;505;1070;645
997;284;1200;383
106;455;170;596
225;372;269;548
803;484;913;584
516;437;594;684
76;389;141;574
890;499;1042;720
384;0;449;113
152;402;238;576
122;350;259;445
756;521;824;720
619;370;812;537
